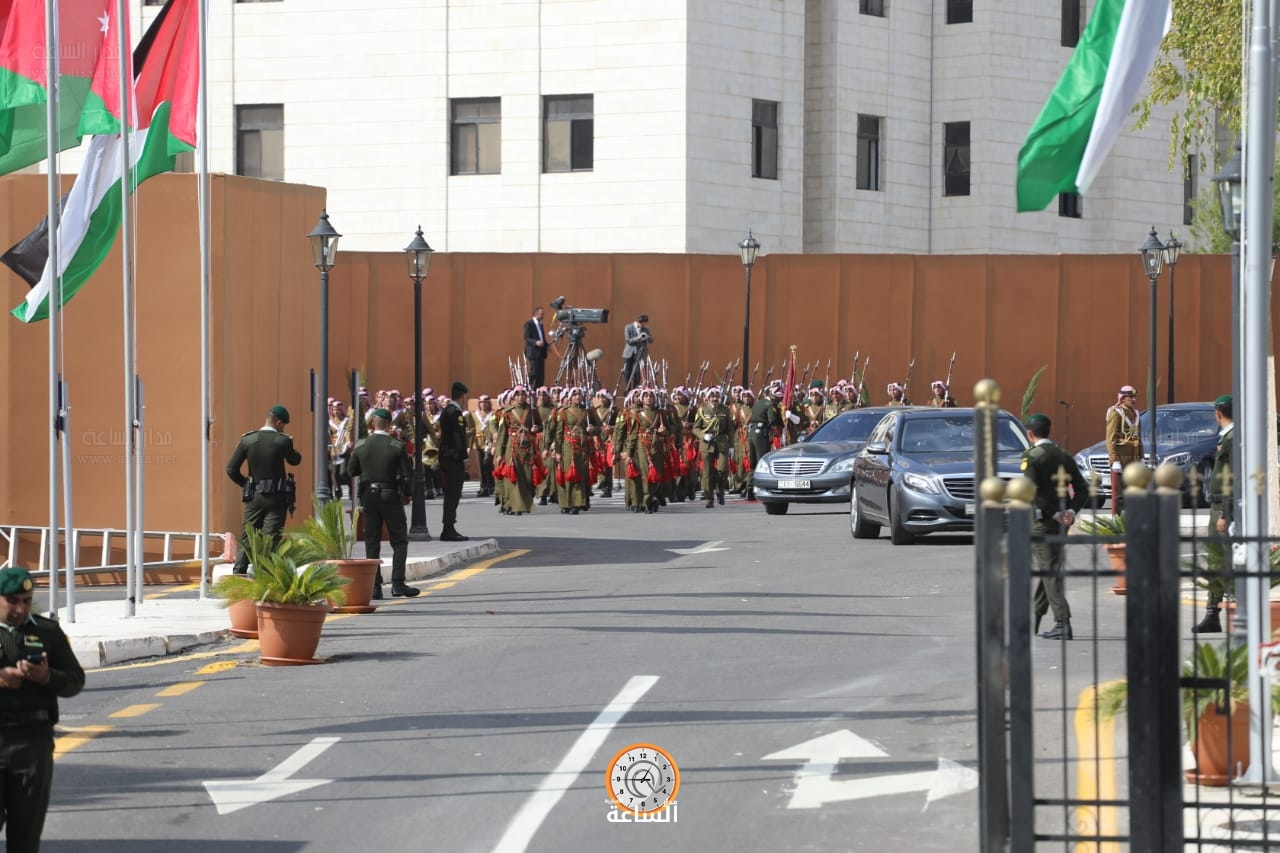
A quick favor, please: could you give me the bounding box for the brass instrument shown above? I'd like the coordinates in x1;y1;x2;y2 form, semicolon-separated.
421;432;440;469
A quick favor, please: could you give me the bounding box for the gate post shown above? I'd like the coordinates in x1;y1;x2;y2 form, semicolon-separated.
1005;475;1036;851
973;379;1008;851
1124;464;1183;848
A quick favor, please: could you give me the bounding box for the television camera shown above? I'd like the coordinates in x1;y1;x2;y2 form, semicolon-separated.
550;296;609;328
548;296;609;389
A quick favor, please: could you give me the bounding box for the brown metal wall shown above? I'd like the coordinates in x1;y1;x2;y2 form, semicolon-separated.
0;174;1250;535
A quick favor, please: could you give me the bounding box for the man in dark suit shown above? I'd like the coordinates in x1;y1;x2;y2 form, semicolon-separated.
524;307;548;390
621;313;651;391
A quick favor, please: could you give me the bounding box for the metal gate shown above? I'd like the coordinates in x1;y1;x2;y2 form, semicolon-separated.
973;387;1280;851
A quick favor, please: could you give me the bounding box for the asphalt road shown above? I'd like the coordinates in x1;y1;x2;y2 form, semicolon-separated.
42;493;1130;852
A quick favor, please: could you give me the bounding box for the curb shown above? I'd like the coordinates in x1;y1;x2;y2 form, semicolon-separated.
402;539;501;582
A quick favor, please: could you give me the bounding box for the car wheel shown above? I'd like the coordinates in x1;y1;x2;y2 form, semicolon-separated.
850;482;880;540
764;502;789;516
889;490;915;546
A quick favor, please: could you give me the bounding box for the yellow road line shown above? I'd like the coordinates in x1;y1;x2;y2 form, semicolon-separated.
195;661;239;675
110;703;161;718
429;581;456;589
156;681;203;697
91;638;259;674
1074;682;1121;853
54;725;110;759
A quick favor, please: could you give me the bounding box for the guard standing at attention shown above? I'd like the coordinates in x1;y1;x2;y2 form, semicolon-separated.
438;382;471;541
745;387;784;501
1021;413;1088;641
349;408;420;598
1192;394;1235;634
0;567;84;852
225;405;302;574
1104;385;1143;510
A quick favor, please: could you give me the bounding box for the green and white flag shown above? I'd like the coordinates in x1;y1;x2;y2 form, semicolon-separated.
1016;0;1171;212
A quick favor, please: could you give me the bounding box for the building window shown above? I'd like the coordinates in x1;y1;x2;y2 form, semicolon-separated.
1061;0;1081;47
1058;192;1083;218
856;115;881;191
752;99;779;180
943;121;969;197
946;0;972;24
235;104;284;181
859;0;885;16
543;95;593;173
451;98;501;175
1184;153;1198;226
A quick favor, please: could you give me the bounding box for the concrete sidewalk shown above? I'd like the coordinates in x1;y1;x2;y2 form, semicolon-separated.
53;537;501;669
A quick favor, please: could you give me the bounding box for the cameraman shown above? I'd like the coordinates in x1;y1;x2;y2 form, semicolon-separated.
0;568;85;852
621;313;652;391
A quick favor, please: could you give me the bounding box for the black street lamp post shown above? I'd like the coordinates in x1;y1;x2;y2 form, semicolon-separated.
1139;227;1165;475
1163;234;1181;404
405;226;434;541
738;231;760;388
306;210;341;505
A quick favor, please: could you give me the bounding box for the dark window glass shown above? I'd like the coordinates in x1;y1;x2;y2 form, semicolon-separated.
1183;153;1198;226
235;104;283;181
1061;0;1081;47
1058;192;1083;219
856;115;881;191
947;0;972;24
752;99;778;180
543;95;593;173
943;121;969;197
859;0;885;16
451;98;501;175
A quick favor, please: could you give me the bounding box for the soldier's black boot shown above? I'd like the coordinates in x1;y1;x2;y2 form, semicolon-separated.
392;583;421;597
717;491;725;505
706;496;715;508
1034;611;1045;635
1192;607;1222;634
1040;620;1073;640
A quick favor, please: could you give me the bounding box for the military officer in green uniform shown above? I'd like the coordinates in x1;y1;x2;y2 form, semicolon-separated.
438;382;471;541
1193;394;1235;634
0;567;84;852
745;387;784;501
225;405;302;574
1020;413;1089;640
348;408;420;598
692;387;734;507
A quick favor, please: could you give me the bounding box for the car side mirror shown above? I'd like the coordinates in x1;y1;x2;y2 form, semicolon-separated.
865;441;889;455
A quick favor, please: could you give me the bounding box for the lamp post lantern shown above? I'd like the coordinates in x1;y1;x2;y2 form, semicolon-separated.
1163;234;1181;404
738;231;760;388
405;226;434;541
306;210;341;505
1139;226;1165;475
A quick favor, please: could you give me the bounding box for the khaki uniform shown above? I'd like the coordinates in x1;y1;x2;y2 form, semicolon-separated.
692;400;733;505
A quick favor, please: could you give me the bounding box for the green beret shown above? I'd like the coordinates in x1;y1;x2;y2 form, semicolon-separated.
1025;413;1051;429
269;404;290;424
451;381;469;396
809;379;824;388
1215;394;1233;408
370;407;392;421
0;568;34;596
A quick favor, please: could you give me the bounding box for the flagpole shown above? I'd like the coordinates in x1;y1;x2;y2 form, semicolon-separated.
43;0;62;618
116;0;138;617
198;0;211;599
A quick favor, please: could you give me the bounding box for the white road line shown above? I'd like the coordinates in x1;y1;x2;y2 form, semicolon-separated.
492;675;659;853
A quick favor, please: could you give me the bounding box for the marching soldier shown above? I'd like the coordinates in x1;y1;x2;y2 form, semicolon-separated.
501;386;542;515
928;380;957;408
1104;384;1143;510
622;389;667;513
348;407;419;598
733;388;755;493
225;405;302;575
547;387;601;514
693;387;734;507
535;388;557;506
592;390;616;498
471;394;496;498
886;383;909;406
804;382;826;434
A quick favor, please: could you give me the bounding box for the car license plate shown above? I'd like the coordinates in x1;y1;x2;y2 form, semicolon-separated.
964;503;975;516
779;479;811;490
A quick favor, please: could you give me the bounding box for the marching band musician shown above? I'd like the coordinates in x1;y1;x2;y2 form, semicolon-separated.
471;394;496;498
546;387;601;515
500;386;542;515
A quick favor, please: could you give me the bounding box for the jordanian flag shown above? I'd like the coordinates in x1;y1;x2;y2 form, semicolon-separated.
1015;0;1171;212
0;0;127;175
6;0;197;323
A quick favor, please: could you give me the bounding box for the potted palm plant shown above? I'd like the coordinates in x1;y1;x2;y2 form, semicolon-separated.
1094;641;1280;787
288;497;380;613
1074;513;1126;594
214;526;349;666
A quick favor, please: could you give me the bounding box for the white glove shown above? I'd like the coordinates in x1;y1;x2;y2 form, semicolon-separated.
787;412;801;424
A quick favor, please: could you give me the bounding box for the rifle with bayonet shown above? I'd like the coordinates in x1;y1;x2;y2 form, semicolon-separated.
943;351;957;407
901;358;915;405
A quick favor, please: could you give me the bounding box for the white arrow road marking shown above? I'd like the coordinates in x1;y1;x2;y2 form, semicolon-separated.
203;736;340;815
492;675;659;853
762;730;978;811
666;540;730;555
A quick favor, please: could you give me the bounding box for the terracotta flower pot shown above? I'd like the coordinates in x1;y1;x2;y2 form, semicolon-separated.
1185;701;1250;786
227;598;259;639
1223;599;1280;639
1105;544;1126;596
256;601;330;666
329;558;380;614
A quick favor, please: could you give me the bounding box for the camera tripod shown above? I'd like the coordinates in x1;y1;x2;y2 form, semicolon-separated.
553;324;603;391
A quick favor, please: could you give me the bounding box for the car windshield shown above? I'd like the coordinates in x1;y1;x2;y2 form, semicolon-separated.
1138;408;1219;446
898;415;1029;454
808;411;890;443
